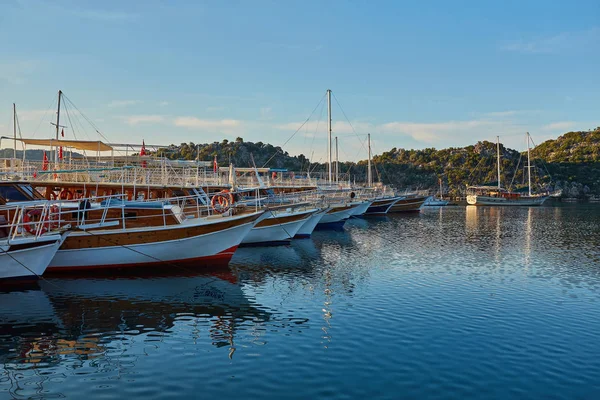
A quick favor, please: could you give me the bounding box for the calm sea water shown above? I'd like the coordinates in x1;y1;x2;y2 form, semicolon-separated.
1;204;600;399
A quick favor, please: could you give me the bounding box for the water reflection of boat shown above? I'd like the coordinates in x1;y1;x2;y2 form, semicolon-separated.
231;245;303;269
1;271;270;372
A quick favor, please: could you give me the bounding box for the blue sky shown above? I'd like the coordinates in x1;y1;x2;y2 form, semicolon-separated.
0;0;598;161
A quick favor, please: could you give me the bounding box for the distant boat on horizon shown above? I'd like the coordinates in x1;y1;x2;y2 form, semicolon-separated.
467;133;550;206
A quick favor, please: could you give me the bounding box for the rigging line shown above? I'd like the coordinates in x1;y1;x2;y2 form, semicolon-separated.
72;226;223;277
528;136;553;181
300;102;323;174
262;93;326;168
368;142;388;184
62;94;112;144
31;95;57;139
508;152;523;191
0;242;68;291
331;92;369;154
306;100;326;171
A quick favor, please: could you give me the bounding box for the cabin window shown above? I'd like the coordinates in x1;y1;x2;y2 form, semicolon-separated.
0;186;30;202
125;212;138;220
18;184;40;199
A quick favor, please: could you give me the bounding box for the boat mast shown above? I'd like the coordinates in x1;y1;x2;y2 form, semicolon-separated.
335;136;339;184
527;132;532;196
496;136;501;190
12;103;16;159
367;133;372;187
327;89;332;184
54;90;62;163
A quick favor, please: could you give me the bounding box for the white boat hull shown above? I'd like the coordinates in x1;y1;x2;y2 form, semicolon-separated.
1;237;62;280
242;209;314;245
467;195;549;206
423;196;449;206
295;208;327;238
348;200;372;216
317;203;358;228
48;213;261;271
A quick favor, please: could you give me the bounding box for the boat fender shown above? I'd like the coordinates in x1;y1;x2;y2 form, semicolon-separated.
350;192;356;199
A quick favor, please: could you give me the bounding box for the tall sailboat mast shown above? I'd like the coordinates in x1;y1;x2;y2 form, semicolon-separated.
327;89;332;184
527;132;532;196
367;133;372;187
54;90;62;163
12;103;17;159
335;136;339;184
496;136;501;190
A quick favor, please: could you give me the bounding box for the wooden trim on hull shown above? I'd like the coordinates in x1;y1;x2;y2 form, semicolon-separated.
466;195;549;206
60;213;261;250
388;197;427;212
46;245;239;272
255;211;312;227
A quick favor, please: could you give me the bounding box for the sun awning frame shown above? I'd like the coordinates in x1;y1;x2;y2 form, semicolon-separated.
2;137;113;152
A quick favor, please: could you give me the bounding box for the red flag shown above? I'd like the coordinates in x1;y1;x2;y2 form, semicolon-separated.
42;151;49;171
213;156;218;173
140;140;147;168
58;146;63;160
61;128;64;137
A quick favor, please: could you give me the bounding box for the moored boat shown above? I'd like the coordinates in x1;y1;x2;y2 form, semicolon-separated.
48;209;264;271
315;202;357;229
364;196;403;215
347;199;372;217
388;195;428;213
295;207;328;238
241;207;317;246
467;133;550;206
0;203;65;280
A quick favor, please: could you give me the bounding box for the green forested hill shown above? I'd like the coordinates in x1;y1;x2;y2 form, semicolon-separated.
2;128;598;197
155;130;600;197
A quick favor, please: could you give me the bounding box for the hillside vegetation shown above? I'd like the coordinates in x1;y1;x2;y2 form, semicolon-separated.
2;128;598;197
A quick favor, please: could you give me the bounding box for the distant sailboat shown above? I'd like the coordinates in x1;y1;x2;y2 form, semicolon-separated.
423;179;449;207
467;133;550;206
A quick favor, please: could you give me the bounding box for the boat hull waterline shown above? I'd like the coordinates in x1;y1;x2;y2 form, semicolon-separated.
241;209;315;246
315;203;359;229
47;212;263;271
466;195;549;206
295;208;327;238
388;196;427;213
364;197;402;215
1;236;63;280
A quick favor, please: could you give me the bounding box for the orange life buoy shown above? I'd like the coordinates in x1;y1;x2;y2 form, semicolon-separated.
220;189;234;204
211;193;231;214
59;189;73;200
23;209;50;234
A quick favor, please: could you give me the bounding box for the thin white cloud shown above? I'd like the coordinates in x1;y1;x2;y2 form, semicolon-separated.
124;115;165;125
159;101;169;107
541;121;576;131
173;117;242;130
260;107;274;120
501;27;600;54
108;100;141;108
0;60;38;84
484;110;519;117
72;9;139;22
206;106;226;113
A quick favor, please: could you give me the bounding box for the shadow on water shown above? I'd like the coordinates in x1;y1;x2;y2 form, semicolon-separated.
0;269;278;398
2;205;600;399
